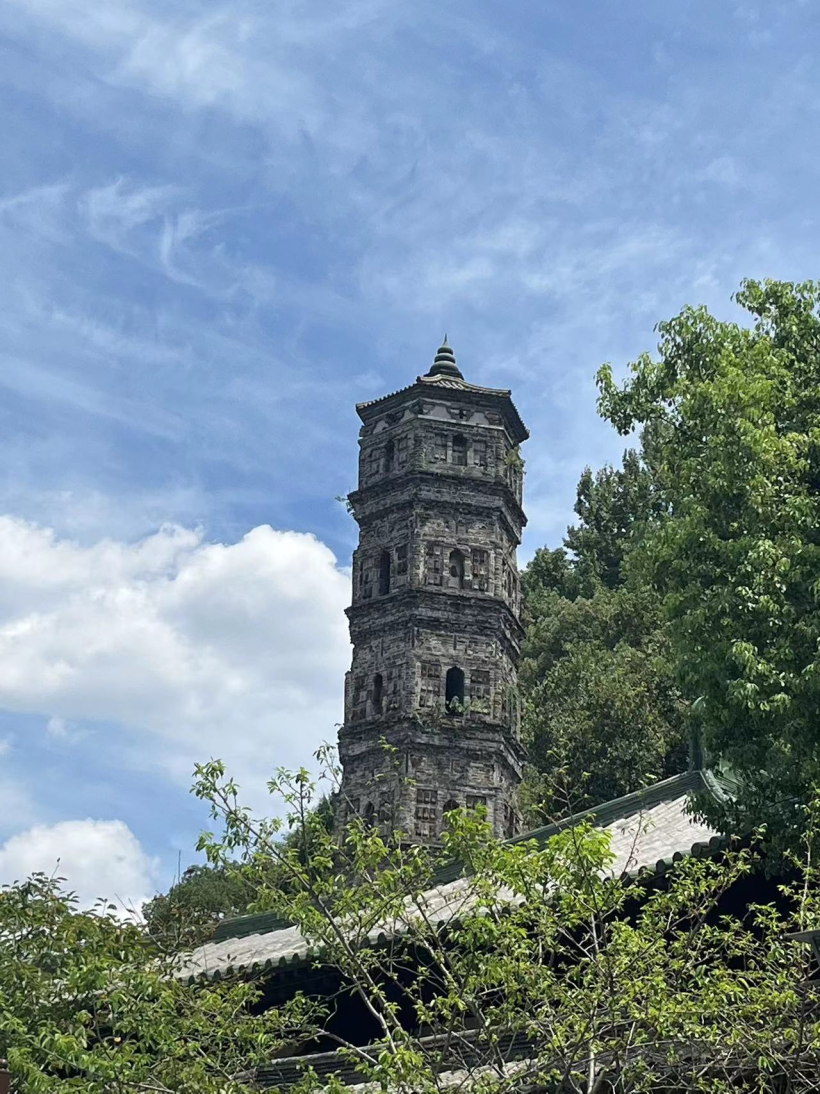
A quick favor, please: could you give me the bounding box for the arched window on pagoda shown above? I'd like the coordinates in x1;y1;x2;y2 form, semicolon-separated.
445;666;465;715
378;550;391;596
452;434;467;466
448;548;465;590
372;673;384;716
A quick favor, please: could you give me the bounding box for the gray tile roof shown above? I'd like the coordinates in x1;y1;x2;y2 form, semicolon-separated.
355;373;530;443
176;771;724;984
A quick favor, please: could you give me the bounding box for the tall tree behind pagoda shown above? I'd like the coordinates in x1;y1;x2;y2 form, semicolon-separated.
520;452;688;821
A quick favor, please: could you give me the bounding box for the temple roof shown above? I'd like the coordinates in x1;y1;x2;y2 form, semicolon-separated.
176;769;730;984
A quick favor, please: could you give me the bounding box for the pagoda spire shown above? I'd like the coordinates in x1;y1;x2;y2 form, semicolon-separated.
427;335;463;379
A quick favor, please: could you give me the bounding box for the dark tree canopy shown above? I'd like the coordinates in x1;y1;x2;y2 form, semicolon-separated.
520;454;687;821
142;864;256;949
522;280;820;840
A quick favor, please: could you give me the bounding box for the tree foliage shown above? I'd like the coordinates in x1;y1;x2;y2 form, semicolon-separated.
191;756;820;1093
521;454;687;819
142;864;257;950
0;875;314;1094
597;279;820;845
143;797;336;949
3;754;820;1092
562;450;665;597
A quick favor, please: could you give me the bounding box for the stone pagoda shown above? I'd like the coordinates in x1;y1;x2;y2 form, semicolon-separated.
338;338;528;842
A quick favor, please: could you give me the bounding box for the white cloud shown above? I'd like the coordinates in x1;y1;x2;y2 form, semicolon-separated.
45;715;88;744
0;518;351;797
46;716;68;737
0;818;158;913
696;156;746;189
78;178;232;292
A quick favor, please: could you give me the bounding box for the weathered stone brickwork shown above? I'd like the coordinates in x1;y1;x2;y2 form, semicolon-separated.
338;339;528;842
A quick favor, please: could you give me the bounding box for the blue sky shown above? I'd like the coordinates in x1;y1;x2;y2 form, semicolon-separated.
1;0;819;908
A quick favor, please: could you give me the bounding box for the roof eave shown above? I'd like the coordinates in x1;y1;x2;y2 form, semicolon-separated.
356;380;529;444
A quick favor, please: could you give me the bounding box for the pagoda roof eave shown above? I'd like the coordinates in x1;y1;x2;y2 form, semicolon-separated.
356;375;529;443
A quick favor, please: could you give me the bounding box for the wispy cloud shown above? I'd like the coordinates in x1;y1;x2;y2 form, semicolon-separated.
80;178;181;250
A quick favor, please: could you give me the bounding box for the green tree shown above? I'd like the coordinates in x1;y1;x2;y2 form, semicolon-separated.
597;278;820;845
563;449;665;595
191;755;820;1093
4;754;820;1093
0;875;315;1094
521;455;687;819
521;583;688;817
143;797;337;949
142;864;257;950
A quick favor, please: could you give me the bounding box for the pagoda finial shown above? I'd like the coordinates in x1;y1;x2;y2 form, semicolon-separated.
427;335;463;379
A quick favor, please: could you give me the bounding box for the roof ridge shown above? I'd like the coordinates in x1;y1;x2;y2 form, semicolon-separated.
508;770;707;847
429;770;709;887
213;910;294;943
355;376;529;443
